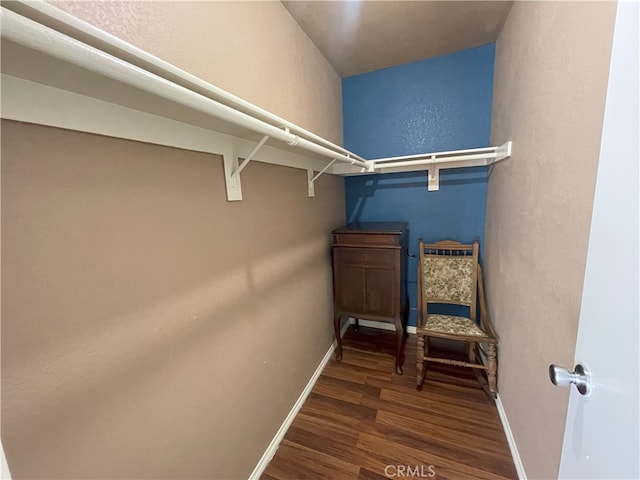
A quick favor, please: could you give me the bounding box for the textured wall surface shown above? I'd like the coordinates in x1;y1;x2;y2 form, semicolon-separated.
342;45;495;325
1;120;345;479
51;0;343;144
2;2;346;477
486;2;617;478
343;44;495;159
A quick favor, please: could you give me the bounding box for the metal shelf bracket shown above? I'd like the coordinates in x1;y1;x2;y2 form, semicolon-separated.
492;140;512;164
223;135;269;201
308;159;336;197
427;156;440;191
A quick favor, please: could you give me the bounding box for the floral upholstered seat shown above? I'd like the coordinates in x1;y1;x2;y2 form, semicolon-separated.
423;314;488;337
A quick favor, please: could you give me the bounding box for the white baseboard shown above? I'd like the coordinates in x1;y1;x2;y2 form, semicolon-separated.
348;317;417;334
248;321;349;480
475;350;526;479
1;438;11;480
495;394;527;480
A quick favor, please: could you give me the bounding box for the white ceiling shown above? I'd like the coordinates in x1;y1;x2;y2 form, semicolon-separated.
282;1;513;78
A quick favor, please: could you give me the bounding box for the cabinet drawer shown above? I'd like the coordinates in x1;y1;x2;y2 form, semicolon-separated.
333;247;396;268
333;233;401;248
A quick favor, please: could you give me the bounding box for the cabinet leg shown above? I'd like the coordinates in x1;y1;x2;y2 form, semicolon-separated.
395;296;410;375
395;319;404;375
334;313;343;362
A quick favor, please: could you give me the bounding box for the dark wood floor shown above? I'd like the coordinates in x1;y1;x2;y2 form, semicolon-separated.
262;326;517;480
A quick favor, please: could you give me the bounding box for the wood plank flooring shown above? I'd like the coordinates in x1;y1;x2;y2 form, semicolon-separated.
262;326;517;480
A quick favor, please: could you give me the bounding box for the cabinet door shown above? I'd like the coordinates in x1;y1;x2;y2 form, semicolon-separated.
364;268;396;317
334;265;365;312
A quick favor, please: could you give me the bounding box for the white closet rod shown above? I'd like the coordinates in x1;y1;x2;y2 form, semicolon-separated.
372;146;497;164
3;0;367;164
374;152;496;169
0;7;369;170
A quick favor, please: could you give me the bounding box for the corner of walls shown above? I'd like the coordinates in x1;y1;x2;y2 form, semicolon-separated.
485;2;617;479
341;44;495;326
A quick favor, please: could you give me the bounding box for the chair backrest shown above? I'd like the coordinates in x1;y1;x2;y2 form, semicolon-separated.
419;239;479;319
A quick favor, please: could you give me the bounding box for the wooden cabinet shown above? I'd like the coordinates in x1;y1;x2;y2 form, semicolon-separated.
331;222;409;374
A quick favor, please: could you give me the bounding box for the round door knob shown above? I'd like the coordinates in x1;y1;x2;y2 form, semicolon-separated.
549;363;590;395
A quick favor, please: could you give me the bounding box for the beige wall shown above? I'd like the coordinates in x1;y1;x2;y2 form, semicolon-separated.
51;0;344;144
1;120;345;478
486;2;616;479
1;2;346;478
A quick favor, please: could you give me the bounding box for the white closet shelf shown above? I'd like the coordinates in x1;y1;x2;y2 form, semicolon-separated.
0;1;512;200
333;143;512;191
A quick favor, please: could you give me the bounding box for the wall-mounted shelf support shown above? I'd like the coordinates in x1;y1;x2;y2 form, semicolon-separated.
224;135;269;201
223;153;242;202
492;141;512;164
231;135;269;179
307;159;336;197
427;156;440;191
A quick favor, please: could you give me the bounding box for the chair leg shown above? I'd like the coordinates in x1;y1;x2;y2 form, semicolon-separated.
487;343;497;396
354;317;359;331
416;334;425;389
468;341;476;362
334;313;343;361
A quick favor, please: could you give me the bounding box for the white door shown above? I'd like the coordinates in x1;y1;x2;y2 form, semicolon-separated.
558;1;639;478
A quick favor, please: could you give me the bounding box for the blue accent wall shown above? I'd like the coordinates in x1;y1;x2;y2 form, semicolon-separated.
342;44;495;326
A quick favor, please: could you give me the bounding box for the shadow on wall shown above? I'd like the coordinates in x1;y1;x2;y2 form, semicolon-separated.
347;167;489;223
346;166;488;327
3;236;330;476
1;120;345;478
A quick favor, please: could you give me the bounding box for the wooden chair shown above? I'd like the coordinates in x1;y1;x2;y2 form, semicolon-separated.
416;239;498;397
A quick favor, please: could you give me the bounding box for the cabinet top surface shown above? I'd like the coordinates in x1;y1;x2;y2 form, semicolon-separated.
332;222;408;234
